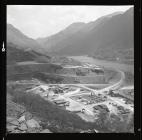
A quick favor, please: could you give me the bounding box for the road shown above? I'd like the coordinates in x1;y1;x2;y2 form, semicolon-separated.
28;59;131;113
24;69;132;116
62;56;133;112
49;64;130;115
54;92;95;115
65;56;126;94
42;72;104;78
19;56;133;115
98;70;125;92
120;85;134;90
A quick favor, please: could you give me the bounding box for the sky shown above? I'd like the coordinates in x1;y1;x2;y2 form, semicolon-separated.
7;5;133;39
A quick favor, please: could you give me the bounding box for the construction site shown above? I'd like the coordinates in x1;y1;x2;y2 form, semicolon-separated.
19;78;134;123
7;59;134;132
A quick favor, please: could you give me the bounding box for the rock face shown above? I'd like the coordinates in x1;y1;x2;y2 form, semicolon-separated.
18;115;26;123
26;119;41;128
7;99;52;133
24;112;33;120
18;123;27;131
7;93;52;133
7;116;52;133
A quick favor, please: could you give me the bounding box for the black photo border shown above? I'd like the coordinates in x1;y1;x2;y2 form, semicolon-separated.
0;0;141;140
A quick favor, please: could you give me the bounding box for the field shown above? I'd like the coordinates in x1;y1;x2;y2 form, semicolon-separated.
69;56;134;86
70;56;134;74
7;60;112;84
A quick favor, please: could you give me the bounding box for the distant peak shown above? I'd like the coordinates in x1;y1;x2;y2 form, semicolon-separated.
68;22;86;27
124;7;134;14
64;22;86;31
70;22;86;25
106;11;124;18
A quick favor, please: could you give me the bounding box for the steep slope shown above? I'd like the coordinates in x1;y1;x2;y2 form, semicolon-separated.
39;8;133;62
36;22;86;51
7;24;45;53
7;43;36;64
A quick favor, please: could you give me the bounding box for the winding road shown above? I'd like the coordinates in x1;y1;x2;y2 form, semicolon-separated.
55;56;133;114
40;62;130;116
16;56;133;115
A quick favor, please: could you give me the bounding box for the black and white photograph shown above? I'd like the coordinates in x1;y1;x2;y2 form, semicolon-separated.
6;5;135;133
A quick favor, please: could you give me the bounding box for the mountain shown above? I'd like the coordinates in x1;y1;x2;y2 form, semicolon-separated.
36;22;86;51
7;24;45;53
7;43;35;64
7;42;53;65
7;24;53;64
37;8;133;62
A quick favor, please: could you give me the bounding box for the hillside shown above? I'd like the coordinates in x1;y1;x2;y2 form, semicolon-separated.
7;43;36;64
37;8;133;63
7;24;46;53
37;22;86;51
7;43;51;65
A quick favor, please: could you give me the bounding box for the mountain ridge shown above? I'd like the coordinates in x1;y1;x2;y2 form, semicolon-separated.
37;7;133;64
7;7;133;63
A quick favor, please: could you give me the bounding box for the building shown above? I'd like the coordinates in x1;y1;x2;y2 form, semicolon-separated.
54;100;70;106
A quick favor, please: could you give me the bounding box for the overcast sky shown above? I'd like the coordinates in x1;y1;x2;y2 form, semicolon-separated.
7;5;133;39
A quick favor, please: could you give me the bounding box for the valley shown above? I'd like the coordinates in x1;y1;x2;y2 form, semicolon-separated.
7;56;134;133
6;6;134;133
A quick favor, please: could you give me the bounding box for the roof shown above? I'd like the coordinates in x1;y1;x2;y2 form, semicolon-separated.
54;100;68;104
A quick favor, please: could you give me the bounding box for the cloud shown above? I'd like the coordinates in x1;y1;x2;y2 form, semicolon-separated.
7;5;133;39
